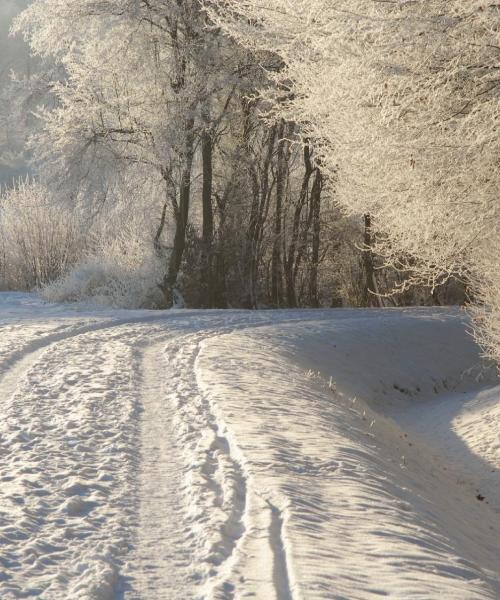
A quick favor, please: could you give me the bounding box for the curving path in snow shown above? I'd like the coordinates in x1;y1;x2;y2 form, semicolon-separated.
0;294;499;599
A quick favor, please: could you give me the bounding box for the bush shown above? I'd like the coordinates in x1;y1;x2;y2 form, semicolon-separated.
42;225;165;309
0;181;82;290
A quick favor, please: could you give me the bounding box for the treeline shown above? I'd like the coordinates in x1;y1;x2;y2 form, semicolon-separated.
0;1;461;309
206;0;500;363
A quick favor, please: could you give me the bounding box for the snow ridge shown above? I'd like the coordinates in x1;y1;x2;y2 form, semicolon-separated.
157;332;250;598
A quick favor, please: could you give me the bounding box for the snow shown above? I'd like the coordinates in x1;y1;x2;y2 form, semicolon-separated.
0;294;499;599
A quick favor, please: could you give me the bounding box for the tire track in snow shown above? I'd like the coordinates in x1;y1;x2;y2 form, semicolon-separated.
0;322;153;599
0;310;231;398
121;341;198;600
0;314;172;402
267;501;293;600
157;330;251;599
0;310;334;599
0;317;200;600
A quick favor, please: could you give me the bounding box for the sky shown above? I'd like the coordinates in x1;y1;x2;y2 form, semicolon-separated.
0;0;30;187
0;0;28;61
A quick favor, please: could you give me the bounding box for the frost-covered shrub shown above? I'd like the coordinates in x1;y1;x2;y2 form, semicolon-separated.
42;223;165;309
470;243;500;366
0;181;82;290
0;174;169;309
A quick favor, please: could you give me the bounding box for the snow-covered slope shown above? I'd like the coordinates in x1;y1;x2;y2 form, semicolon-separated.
0;295;498;599
198;312;500;599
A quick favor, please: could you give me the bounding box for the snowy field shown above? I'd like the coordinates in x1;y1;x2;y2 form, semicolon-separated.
0;293;499;600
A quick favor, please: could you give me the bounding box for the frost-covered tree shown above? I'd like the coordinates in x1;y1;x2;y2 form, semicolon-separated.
206;0;500;359
14;0;249;306
7;0;451;311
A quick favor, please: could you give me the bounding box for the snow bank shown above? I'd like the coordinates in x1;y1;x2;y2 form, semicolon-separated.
197;310;500;598
1;296;498;599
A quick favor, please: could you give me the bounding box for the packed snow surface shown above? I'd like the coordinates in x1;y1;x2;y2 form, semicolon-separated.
0;293;499;599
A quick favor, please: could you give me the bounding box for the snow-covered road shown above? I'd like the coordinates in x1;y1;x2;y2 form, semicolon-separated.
0;294;499;599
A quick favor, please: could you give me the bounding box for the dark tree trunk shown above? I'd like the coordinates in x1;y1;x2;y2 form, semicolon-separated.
201;124;215;307
362;213;383;307
308;169;323;307
244;122;277;308
154;201;169;256
161;118;195;307
271;120;287;307
285;142;314;308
